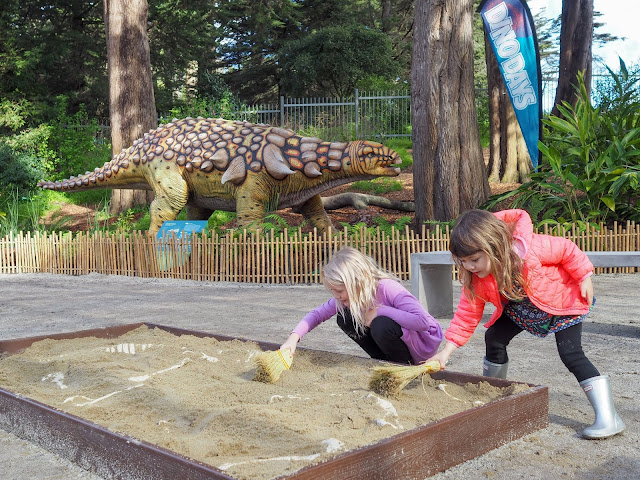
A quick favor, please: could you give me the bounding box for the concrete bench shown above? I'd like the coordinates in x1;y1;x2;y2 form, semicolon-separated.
410;250;640;318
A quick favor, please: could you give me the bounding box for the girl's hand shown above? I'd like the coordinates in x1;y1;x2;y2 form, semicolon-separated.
580;276;594;306
280;333;300;356
428;342;458;369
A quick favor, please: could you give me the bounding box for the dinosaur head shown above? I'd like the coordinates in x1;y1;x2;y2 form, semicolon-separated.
346;140;402;177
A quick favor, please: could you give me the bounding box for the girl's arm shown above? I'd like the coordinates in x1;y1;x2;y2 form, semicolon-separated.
283;298;337;355
428;341;458;369
443;289;487;347
538;235;594;280
281;333;300;355
375;279;438;331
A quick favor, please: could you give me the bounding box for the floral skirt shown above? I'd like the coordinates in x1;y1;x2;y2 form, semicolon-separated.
503;297;595;337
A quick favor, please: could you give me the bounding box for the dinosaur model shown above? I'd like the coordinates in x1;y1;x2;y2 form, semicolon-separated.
38;117;402;235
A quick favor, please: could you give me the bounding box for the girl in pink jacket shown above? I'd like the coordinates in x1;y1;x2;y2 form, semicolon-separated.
429;209;624;440
281;246;442;365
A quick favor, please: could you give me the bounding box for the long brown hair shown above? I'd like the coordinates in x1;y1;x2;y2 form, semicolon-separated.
449;210;526;300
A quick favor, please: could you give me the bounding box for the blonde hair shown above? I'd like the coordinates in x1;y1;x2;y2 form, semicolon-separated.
449;209;526;301
322;246;397;335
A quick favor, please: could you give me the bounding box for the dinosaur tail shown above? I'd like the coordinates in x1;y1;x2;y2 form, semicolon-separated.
37;143;151;192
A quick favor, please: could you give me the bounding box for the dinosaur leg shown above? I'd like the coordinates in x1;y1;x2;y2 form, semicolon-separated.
298;194;335;233
148;177;189;236
235;191;267;230
186;204;214;221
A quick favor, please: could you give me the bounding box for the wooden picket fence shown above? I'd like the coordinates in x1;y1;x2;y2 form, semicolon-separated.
1;222;640;283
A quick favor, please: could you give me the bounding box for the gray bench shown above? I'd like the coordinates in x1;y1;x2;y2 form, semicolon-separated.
410;250;640;318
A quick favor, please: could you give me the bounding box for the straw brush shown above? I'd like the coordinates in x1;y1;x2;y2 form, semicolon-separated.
369;360;441;397
253;348;294;383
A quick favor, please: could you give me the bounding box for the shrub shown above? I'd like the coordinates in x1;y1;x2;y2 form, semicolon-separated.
0;143;46;198
484;61;640;225
47;98;112;180
0;190;45;236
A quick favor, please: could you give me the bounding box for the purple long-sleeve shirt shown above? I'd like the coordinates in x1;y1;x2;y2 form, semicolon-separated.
292;278;443;364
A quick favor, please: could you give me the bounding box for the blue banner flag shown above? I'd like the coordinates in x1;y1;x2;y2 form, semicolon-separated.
478;0;542;169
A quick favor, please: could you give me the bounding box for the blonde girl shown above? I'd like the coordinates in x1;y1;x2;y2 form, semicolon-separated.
281;246;442;364
429;209;625;439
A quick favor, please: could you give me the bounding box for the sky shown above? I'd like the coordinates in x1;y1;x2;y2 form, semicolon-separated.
527;0;640;71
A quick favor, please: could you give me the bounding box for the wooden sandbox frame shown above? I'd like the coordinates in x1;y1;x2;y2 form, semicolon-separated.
0;323;549;480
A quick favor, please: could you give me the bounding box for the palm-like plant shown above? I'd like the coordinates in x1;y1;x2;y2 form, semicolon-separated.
484;59;640;225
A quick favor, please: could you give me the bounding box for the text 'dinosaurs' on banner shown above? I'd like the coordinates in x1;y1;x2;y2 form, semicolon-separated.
478;0;543;169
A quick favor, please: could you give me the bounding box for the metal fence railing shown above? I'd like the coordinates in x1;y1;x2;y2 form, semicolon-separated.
94;72;632;141
229;90;412;140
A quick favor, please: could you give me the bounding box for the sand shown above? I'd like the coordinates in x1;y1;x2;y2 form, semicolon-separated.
0;325;527;480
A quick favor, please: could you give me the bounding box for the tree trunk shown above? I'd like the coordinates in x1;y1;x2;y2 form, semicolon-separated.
485;34;531;184
552;0;594;116
381;0;393;33
104;0;156;214
411;0;490;227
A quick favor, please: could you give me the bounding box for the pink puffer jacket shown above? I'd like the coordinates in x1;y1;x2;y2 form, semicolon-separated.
445;209;594;347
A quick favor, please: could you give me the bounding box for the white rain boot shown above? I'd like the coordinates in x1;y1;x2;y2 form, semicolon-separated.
482;357;508;379
579;375;625;439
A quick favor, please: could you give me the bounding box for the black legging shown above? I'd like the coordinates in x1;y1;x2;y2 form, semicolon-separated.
485;312;599;382
337;310;413;364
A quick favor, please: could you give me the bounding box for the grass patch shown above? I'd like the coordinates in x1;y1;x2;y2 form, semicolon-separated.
208;210;236;231
350;177;404;194
384;138;413;168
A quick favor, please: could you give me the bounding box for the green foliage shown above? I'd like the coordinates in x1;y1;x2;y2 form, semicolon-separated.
0;98;56;176
132;212;151;233
46;98;112;180
0;98;28;132
207;211;237;232
0;191;20;236
2;124;56;174
475;91;490;147
0;190;45;236
0;144;46;198
484;62;640;224
257;213;291;236
384;138;413;168
0;96;111;198
356;75;406;92
356;91;411;141
350;178;403;195
263;193;281;216
278;24;402;98
339;216;411;238
295;124;355;143
148;0;221;112
160;75;254;123
114;206;163;234
88;202;112;234
422;219;456;231
64;190;112;207
0;0;108;117
374;216;412;235
114;209;136;233
339;221;369;236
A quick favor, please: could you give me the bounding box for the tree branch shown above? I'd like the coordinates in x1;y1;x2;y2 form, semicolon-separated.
321;193;415;212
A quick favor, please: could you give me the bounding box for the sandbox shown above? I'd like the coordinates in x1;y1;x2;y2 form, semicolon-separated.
0;323;548;479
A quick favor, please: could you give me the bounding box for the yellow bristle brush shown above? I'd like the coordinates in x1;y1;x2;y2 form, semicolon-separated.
253;348;294;383
369;360;441;398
